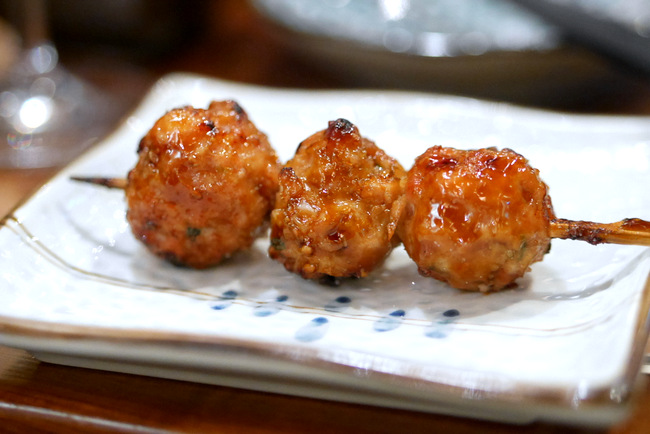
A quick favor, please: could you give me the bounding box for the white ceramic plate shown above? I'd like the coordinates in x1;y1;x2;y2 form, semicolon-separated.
1;73;650;426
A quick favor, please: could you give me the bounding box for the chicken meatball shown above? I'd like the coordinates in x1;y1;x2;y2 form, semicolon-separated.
269;118;406;281
125;100;281;268
398;146;555;292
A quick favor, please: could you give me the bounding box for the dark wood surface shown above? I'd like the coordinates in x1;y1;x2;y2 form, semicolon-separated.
2;1;650;432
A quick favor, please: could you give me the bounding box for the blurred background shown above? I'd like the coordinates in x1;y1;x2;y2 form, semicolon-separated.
0;0;648;107
0;0;649;171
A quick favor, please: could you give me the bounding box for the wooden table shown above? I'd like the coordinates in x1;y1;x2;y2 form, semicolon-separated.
2;1;650;432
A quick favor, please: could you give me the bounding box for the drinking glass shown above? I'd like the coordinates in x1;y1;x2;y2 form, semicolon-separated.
0;0;115;168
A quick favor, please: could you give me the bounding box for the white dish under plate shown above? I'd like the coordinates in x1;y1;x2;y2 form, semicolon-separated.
1;73;650;426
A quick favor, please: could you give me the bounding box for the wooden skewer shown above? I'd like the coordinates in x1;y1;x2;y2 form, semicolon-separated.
70;176;127;190
550;218;650;246
69;176;650;247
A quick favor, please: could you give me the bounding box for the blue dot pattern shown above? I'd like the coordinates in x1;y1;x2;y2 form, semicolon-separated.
324;295;352;312
374;309;406;332
210;289;238;310
425;310;461;339
254;294;289;317
295;317;329;342
209;292;459;343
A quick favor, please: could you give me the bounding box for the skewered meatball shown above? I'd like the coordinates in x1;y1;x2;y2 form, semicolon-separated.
269;118;406;281
125;100;281;268
398;146;555;292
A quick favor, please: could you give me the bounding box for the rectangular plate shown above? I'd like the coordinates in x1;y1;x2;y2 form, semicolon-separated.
1;73;650;426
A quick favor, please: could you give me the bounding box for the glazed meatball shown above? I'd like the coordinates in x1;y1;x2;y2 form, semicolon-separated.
398;146;555;292
269;118;406;281
125;100;281;268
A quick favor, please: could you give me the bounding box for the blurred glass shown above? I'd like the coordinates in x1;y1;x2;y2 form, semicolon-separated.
0;0;115;168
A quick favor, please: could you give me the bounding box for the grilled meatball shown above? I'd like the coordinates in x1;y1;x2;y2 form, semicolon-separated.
398;146;555;292
269;118;406;281
125;100;281;268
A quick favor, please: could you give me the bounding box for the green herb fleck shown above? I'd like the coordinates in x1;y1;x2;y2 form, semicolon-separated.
186;227;201;241
271;237;285;251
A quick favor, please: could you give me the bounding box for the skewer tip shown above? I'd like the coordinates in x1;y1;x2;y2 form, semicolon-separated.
550;218;650;247
70;176;127;190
